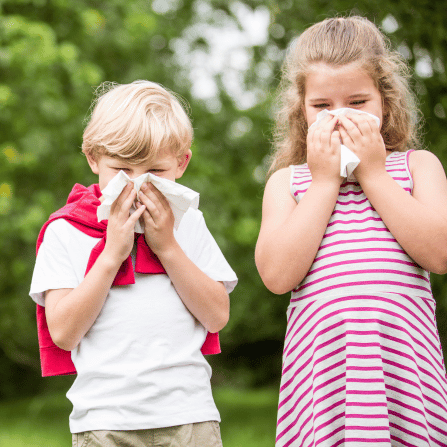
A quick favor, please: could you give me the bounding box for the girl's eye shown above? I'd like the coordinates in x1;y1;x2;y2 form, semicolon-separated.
313;103;329;109
350;100;366;106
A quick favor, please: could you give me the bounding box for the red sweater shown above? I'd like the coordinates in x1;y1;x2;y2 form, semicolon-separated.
36;183;220;377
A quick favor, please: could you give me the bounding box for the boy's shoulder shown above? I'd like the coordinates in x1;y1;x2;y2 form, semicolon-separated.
178;207;205;232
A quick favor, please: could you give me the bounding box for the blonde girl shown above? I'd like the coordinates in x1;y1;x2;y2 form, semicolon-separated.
256;16;447;447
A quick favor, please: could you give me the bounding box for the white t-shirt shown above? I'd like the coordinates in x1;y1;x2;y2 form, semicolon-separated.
29;208;237;433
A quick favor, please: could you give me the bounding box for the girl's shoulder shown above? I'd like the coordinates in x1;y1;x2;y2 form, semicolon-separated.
263;167;297;206
408;149;445;178
409;149;441;164
266;166;292;189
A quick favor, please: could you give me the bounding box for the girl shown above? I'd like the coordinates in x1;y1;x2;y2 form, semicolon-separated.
256;16;447;447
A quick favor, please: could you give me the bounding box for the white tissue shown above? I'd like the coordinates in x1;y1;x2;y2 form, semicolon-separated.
310;108;381;180
97;170;200;232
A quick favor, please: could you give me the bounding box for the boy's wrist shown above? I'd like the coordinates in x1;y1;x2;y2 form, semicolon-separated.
97;248;126;274
153;240;182;265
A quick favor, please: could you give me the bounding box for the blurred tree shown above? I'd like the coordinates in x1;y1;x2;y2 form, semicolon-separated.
0;0;446;397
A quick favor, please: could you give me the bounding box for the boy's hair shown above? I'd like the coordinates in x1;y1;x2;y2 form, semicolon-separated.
270;15;421;174
82;80;193;164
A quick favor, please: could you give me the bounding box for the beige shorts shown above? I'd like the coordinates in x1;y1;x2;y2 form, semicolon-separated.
72;421;222;447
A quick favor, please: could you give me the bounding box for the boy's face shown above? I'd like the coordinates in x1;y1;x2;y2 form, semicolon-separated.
87;149;192;191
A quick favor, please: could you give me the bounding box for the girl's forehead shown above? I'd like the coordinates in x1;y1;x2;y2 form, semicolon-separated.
307;61;367;79
305;62;375;94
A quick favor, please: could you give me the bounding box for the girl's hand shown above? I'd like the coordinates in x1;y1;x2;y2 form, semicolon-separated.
105;182;146;264
138;182;176;255
338;114;387;181
307;115;343;185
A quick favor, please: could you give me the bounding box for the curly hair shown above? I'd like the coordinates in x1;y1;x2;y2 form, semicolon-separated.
269;15;421;175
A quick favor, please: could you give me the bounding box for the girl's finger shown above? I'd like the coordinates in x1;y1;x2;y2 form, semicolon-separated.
338;125;354;147
347;113;376;135
338;115;362;139
330;130;341;151
318;116;339;148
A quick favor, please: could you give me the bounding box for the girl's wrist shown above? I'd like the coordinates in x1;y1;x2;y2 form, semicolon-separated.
355;164;388;187
310;176;343;190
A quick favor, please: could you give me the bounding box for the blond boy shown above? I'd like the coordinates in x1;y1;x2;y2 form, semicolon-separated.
30;81;237;446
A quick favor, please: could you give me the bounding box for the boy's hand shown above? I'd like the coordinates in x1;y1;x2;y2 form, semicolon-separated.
338;114;387;181
104;182;146;264
138;182;176;255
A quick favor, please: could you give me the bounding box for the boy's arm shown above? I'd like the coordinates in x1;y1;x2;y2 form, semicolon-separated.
138;183;230;333
45;184;146;351
157;247;229;333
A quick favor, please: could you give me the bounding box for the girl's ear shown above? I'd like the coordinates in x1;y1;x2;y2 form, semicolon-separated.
86;154;99;175
175;149;192;179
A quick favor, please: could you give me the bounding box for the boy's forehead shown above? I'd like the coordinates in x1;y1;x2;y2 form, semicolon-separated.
100;150;181;168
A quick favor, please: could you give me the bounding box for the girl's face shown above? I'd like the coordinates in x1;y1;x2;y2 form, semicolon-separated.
303;62;383;128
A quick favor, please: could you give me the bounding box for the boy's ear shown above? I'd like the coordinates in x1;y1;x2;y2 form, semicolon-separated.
175;149;192;179
86;154;99;175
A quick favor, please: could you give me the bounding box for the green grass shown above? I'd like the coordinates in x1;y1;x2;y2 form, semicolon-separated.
0;387;278;447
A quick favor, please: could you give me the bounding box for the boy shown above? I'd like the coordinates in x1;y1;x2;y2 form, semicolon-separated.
29;80;237;446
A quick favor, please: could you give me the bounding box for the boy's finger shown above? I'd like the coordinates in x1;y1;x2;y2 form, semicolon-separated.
112;182;134;212
127;204;146;225
119;187;138;216
140;183;170;211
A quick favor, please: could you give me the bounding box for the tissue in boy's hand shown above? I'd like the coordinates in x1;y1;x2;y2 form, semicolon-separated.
309;108;381;180
97;170;200;232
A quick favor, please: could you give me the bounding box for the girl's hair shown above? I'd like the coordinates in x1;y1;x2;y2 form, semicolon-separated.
82;80;193;164
270;15;421;174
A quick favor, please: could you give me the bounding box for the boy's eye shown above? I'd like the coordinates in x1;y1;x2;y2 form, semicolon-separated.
150;169;165;173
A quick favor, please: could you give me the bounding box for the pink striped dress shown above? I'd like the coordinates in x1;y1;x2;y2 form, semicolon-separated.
276;151;447;447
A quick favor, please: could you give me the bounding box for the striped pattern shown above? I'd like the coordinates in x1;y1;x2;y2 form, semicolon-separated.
277;151;447;446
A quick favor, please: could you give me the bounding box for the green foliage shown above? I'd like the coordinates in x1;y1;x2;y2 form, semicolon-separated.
1;0;447;398
0;387;278;446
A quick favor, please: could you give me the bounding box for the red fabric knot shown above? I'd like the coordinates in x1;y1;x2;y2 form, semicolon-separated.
35;183;220;377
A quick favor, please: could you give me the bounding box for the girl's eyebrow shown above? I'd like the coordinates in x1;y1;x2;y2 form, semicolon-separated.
348;93;371;98
308;97;330;103
308;93;371;103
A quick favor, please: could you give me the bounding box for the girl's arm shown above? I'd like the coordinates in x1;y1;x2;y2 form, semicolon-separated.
138;183;229;333
340;114;447;274
45;184;146;351
255;168;340;294
255;115;342;294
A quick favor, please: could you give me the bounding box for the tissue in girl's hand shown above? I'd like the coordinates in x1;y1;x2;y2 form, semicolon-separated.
97;170;200;232
310;108;381;180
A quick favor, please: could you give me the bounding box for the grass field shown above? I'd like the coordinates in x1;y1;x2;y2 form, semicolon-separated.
0;387;278;447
